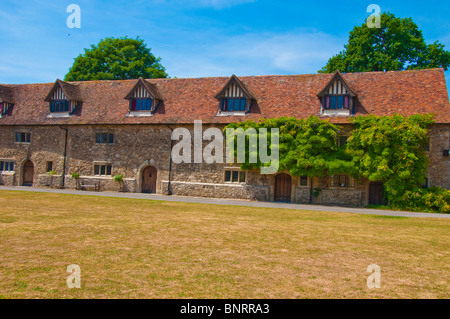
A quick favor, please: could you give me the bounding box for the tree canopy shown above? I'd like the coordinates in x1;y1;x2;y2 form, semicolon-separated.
65;37;168;81
320;12;450;73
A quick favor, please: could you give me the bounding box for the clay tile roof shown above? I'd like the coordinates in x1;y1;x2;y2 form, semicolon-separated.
0;84;14;104
44;79;82;102
125;77;163;100
0;68;449;125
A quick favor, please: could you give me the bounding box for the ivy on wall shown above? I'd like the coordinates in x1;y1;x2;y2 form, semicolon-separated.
225;114;450;213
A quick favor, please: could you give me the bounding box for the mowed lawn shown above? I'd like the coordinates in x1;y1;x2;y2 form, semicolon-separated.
0;190;448;299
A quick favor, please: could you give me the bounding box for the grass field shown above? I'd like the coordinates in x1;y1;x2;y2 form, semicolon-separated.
0;190;449;299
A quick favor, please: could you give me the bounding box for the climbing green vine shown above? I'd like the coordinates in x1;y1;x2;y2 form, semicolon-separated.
225;114;450;213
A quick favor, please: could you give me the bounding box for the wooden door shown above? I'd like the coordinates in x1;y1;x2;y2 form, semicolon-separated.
23;160;34;186
369;182;385;205
275;173;292;202
142;166;157;194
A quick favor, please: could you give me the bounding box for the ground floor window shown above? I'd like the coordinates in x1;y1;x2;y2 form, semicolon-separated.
225;170;246;183
330;174;355;188
94;164;112;176
46;161;53;173
338;136;348;147
0;160;14;172
300;175;308;186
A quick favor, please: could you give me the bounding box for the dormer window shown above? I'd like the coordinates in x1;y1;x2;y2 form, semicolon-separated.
318;71;356;117
50;100;70;113
322;95;350;110
221;98;247;112
0;85;15;118
215;75;255;116
125;78;162;117
44;79;82;117
130;98;153;111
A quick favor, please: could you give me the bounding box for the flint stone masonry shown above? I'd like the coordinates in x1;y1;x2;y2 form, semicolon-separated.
162;180;269;201
313;189;363;207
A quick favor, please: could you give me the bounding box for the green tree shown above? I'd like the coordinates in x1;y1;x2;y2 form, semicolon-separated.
65;37;168;81
320;13;450;73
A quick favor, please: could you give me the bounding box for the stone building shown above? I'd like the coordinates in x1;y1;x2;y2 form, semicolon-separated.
0;69;449;207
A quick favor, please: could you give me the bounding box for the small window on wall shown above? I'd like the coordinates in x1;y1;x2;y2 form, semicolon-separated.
15;132;31;143
330;175;355;188
338;136;348;147
300;176;308;187
421;178;429;189
423;138;430;151
96;133;114;144
0;161;14;172
224;170;246;183
94;164;112;176
46;161;53;173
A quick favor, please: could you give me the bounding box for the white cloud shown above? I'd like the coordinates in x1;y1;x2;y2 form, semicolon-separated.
162;29;345;77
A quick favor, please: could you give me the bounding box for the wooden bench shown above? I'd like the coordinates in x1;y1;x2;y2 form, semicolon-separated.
79;180;100;192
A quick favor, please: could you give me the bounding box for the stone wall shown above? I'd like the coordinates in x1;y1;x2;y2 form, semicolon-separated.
313;189;363;207
0;123;448;207
162;181;269;201
0;172;16;186
295;187;311;204
427;124;450;189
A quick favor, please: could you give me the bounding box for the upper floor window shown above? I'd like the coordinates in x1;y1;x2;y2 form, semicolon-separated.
318;71;356;116
215;75;254;116
125;78;162;117
0;160;14;172
96;133;114;144
322;95;350;110
50;100;70;113
16;132;31;143
221;98;246;112
44;80;82;117
130;98;153;111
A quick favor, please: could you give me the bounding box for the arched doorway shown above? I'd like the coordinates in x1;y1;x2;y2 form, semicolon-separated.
275;173;292;202
141;166;157;194
369;182;385;205
23;160;34;186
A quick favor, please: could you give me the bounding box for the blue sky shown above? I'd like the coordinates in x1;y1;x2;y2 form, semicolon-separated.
0;0;449;84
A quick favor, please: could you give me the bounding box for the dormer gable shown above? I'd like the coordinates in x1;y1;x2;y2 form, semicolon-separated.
44;79;82;117
215;75;255;116
125;77;163;117
0;85;14;118
318;71;356;117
